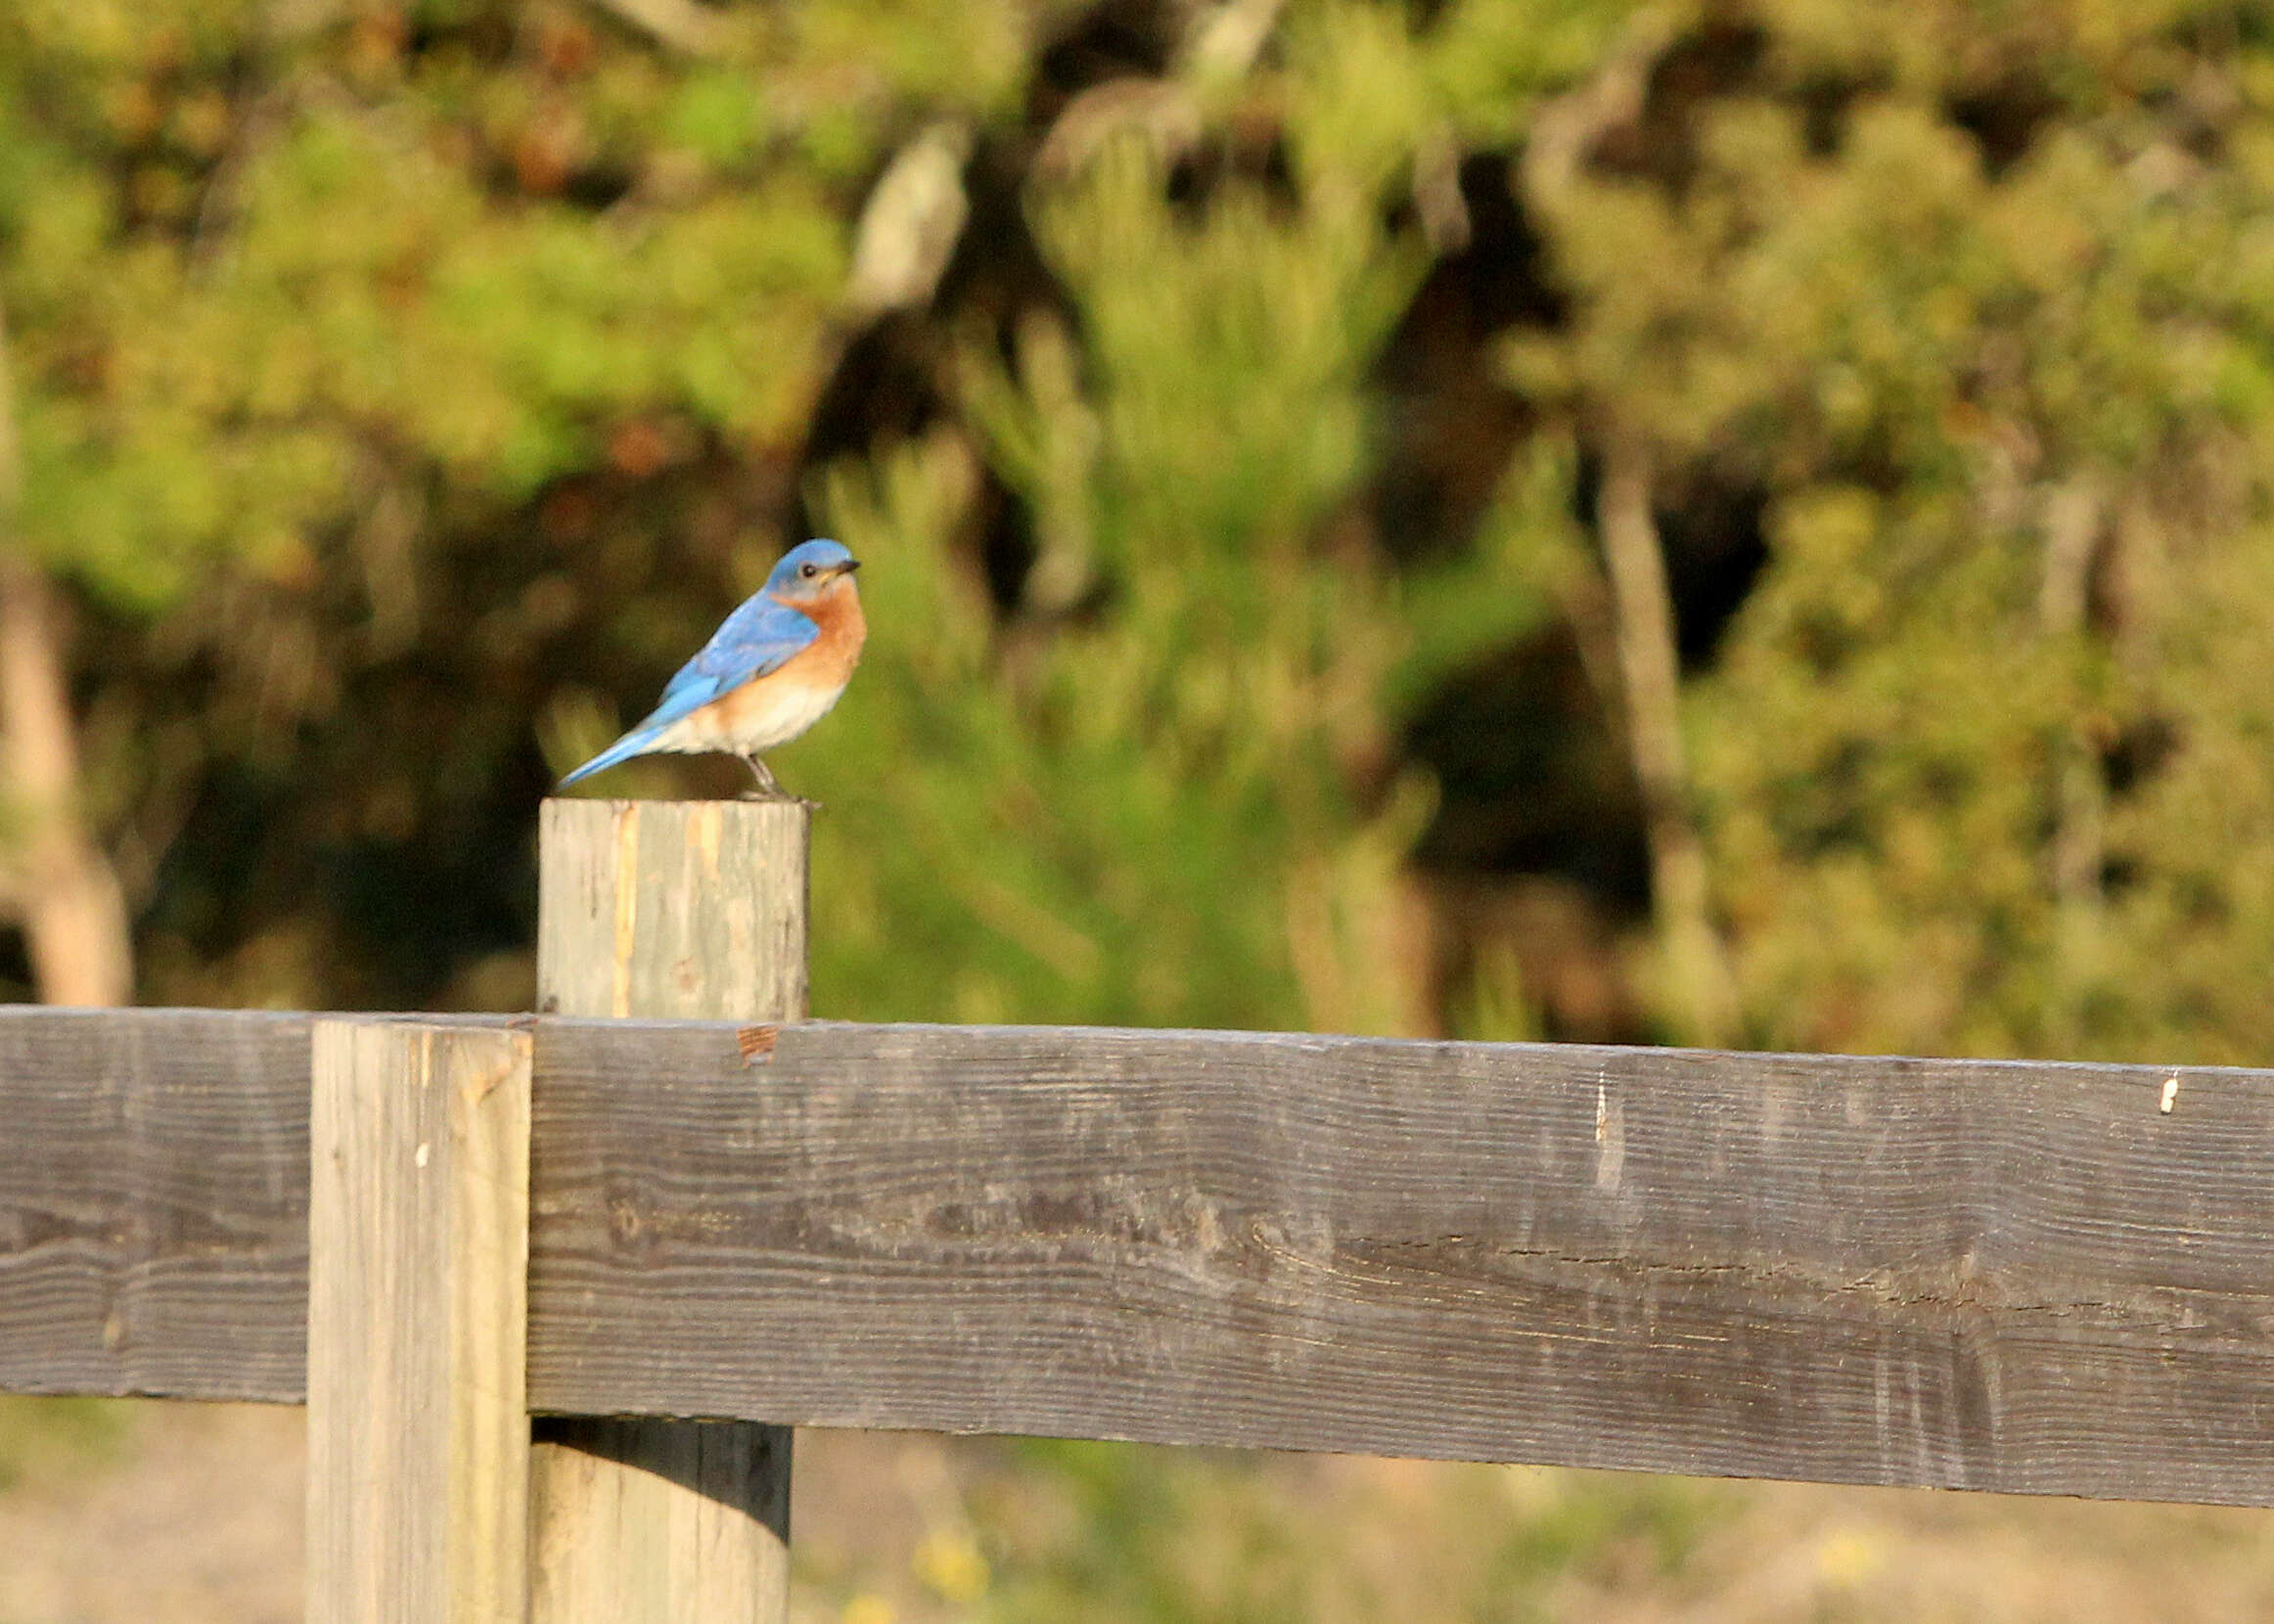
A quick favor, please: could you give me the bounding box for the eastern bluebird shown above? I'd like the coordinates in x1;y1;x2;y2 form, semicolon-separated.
561;538;866;797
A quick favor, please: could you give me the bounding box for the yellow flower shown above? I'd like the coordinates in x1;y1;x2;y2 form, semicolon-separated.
913;1529;990;1603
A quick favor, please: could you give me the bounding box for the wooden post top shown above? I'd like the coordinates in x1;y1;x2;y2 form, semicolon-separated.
537;797;809;1024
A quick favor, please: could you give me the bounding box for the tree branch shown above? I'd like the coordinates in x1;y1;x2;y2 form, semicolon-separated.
582;0;718;57
2040;475;2106;1039
0;299;133;1007
1597;422;1736;1045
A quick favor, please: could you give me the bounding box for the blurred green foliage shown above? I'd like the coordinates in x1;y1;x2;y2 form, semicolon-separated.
796;1439;1722;1624
0;1395;126;1492
8;0;2272;1060
10;0;2274;1611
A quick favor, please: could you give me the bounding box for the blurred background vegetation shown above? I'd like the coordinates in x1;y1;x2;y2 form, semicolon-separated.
7;0;2274;1618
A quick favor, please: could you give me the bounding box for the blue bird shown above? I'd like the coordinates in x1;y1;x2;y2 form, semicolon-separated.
562;539;867;796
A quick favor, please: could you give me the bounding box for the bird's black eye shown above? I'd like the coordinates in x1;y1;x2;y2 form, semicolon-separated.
800;563;817;578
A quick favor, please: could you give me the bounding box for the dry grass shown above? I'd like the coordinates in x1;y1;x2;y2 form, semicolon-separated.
0;1399;298;1624
1;1400;2269;1624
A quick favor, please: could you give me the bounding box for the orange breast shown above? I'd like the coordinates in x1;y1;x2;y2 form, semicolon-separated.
786;577;867;688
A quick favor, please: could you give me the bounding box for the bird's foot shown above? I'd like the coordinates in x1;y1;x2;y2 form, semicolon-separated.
736;755;818;807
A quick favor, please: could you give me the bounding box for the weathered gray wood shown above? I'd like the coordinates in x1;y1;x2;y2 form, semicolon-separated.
537;797;806;1023
306;1020;533;1624
523;1020;2274;1509
5;1004;2274;1507
0;1005;310;1401
531;1420;791;1618
532;797;800;1624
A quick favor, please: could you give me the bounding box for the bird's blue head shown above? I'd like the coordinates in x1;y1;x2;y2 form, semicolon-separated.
767;539;858;599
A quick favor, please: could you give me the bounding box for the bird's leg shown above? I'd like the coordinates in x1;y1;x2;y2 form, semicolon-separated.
741;754;786;799
739;752;821;809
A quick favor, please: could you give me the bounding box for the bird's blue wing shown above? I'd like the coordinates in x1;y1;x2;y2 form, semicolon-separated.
654;593;820;715
560;594;819;785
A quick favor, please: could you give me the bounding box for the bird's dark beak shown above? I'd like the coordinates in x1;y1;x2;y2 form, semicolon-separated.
836;559;862;577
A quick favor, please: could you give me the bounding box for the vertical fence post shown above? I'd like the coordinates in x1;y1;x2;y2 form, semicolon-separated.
530;796;802;1624
305;1019;534;1624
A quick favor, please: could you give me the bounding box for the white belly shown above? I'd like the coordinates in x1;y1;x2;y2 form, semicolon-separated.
655;675;848;757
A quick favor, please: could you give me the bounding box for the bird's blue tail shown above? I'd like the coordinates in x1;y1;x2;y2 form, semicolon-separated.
559;722;665;787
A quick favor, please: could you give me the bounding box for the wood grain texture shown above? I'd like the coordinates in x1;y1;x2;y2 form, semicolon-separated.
0;1005;310;1401
525;1020;2274;1509
532;797;800;1624
537;797;806;1023
531;1420;790;1620
306;1020;532;1624
6;1004;2274;1507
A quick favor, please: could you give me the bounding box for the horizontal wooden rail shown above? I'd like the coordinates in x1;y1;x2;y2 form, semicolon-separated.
2;1005;2269;1507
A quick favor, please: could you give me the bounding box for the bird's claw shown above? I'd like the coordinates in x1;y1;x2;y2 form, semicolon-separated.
737;788;821;810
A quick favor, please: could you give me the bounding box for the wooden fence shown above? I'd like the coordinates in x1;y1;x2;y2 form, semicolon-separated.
2;798;2270;1620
